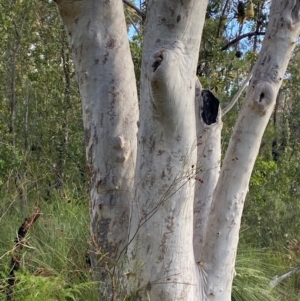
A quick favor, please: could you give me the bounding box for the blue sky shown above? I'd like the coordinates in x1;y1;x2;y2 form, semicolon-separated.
127;0;141;38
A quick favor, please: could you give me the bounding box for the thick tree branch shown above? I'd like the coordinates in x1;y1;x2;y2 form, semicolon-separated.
221;31;265;50
123;0;146;20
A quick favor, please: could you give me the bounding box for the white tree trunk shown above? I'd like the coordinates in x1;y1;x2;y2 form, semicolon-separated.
200;1;300;299
126;1;207;300
55;0;300;300
55;0;139;298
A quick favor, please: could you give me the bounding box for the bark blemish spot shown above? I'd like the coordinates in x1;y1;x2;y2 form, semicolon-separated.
93;125;99;144
175;135;182;142
100;113;104;126
74;18;79;24
103;52;109;64
167;24;175;30
158;234;167;261
169;7;175;16
106;38;116;49
149;135;156;153
146;281;151;291
157;150;165;155
84;127;91;147
177;15;181;22
94;218;120;260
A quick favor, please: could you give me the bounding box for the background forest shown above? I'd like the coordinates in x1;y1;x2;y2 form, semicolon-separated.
1;0;300;300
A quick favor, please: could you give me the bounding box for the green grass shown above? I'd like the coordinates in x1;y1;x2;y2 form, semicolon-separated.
1;177;300;300
0;189;98;301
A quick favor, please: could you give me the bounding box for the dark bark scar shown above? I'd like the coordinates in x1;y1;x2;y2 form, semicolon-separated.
152;51;164;72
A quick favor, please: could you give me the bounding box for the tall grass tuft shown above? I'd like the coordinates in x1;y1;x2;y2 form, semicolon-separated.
0;188;98;301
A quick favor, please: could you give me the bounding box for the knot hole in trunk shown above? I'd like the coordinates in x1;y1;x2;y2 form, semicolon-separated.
201;90;220;125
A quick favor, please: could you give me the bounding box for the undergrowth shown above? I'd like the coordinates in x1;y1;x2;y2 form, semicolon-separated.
0;187;98;301
0;168;299;300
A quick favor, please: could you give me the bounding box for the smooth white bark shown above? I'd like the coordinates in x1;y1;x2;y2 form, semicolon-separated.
200;1;300;300
56;0;139;297
193;79;222;262
126;1;207;300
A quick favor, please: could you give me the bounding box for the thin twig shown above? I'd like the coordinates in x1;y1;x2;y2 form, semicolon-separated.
126;9;141;35
7;207;41;301
216;0;230;38
221;31;265;51
222;69;253;116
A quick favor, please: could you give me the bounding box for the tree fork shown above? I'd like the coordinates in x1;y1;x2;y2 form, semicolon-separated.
201;1;300;299
193;81;222;262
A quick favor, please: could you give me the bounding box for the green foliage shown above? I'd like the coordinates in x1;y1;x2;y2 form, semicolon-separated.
130;35;143;92
0;2;93;298
250;159;278;188
233;247;280;301
9;271;93;301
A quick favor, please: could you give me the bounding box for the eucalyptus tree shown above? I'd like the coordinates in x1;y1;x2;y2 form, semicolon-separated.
55;0;300;300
